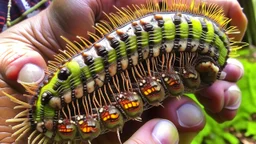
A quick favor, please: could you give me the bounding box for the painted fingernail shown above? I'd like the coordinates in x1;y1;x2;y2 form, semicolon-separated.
152;120;179;144
227;58;244;79
225;85;241;110
17;63;45;84
177;104;204;128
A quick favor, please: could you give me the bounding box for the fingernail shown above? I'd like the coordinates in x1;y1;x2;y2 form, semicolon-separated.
219;71;227;80
225;85;241;110
227;58;244;79
152;120;179;144
17;63;45;84
177;104;204;128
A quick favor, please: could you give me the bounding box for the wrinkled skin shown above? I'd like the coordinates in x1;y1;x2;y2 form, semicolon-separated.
0;0;247;143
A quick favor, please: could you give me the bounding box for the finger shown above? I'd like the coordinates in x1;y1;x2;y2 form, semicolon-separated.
205;108;237;123
206;0;248;41
196;82;241;122
156;96;205;132
221;58;244;82
124;119;179;144
0;43;47;91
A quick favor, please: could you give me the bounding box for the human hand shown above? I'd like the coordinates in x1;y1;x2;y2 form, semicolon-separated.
0;0;247;143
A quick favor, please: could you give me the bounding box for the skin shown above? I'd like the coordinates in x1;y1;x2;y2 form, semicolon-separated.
0;0;247;143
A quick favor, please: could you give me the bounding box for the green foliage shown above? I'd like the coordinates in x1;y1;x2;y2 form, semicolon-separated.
238;0;256;45
191;49;256;144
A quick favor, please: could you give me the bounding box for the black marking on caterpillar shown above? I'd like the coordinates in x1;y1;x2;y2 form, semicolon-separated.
4;0;248;144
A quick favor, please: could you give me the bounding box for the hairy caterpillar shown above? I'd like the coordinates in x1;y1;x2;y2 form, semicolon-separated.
4;0;248;144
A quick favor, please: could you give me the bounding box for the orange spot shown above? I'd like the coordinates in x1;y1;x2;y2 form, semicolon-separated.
78;120;83;125
144;91;149;96
168;80;177;86
124;104;128;109
154;14;163;20
101;111;111;121
79;122;96;133
110;113;119;119
140;19;147;25
82;127;87;132
116;29;124;35
106;35;114;40
86;127;90;132
132;22;138;26
120;99;130;105
58;124;73;133
132;102;137;107
94;43;102;49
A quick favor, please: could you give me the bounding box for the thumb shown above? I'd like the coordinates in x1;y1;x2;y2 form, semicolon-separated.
0;43;47;89
124;119;179;144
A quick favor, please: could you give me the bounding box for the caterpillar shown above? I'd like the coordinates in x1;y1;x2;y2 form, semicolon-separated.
4;0;247;144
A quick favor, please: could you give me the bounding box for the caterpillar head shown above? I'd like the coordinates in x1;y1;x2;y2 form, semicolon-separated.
138;76;165;105
115;92;144;118
181;66;201;89
75;115;101;141
196;61;220;84
162;71;184;96
99;105;124;131
57;119;77;140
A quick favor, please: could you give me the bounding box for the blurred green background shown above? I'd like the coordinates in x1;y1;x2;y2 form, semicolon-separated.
191;1;256;143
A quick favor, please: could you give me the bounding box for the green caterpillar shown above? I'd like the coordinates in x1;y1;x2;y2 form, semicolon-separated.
4;0;247;144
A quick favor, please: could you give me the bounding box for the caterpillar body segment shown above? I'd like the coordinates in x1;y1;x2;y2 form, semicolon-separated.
115;92;144;119
138;76;165;106
4;0;247;144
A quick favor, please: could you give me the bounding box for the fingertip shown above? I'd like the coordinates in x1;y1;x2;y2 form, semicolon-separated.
223;58;244;81
17;63;45;84
176;103;204;129
196;80;236;113
152;119;179;144
124;119;179;144
196;82;241;123
158;97;205;132
1;47;47;86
